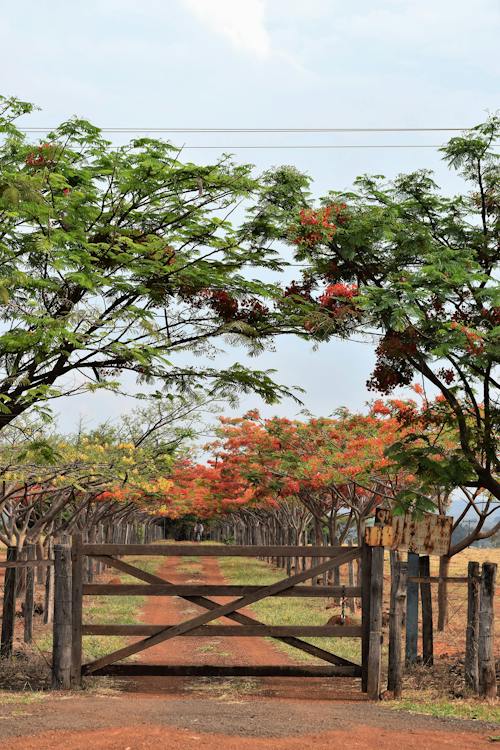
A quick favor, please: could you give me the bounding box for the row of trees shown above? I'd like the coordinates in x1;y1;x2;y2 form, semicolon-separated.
157;394;498;625
0;96;498;629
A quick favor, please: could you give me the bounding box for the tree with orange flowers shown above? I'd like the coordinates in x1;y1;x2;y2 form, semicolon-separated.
205;406;418;545
246;119;499;512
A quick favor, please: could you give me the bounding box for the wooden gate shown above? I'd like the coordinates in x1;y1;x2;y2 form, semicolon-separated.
66;538;382;695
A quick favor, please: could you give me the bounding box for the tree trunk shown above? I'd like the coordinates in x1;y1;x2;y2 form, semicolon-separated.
1;547;17;658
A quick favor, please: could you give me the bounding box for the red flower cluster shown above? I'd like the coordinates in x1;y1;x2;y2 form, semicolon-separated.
200;290;269;325
26;143;54;168
319;283;358;303
292;204;348;248
283;279;314;301
450;321;485;354
367;331;418;394
206;290;239;321
438;368;455;385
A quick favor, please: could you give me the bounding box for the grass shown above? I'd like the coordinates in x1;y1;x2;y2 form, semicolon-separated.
183;676;260;699
36;556;164;661
177;556;204;576
218;552;499;725
387;694;500;724
0;691;47;705
218;555;361;664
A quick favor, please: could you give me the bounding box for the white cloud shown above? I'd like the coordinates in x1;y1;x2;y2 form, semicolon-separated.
181;0;272;59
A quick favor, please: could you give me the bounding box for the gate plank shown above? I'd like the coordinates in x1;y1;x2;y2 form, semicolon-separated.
82;624;362;637
91;555;360;669
83;544;358;558
84;548;359;675
83;664;363;678
83;583;361;598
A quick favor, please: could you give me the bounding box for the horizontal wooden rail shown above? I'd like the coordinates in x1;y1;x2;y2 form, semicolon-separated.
407;576;468;584
82;624;361;638
0;560;53;569
82;624;362;637
90;554;357;668
83;583;362;598
82;664;362;678
82;544;360;558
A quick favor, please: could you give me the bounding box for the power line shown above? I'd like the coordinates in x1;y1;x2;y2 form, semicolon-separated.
19;126;468;134
171;144;447;149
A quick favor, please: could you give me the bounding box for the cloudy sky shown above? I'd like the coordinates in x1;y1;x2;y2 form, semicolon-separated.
2;0;499;431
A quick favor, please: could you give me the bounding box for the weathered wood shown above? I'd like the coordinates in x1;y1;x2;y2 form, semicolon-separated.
23;544;36;644
478;562;497;698
465;561;480;693
367;546;384;699
408;575;468;584
387;561;407;698
52;545;72;689
44;539;55;625
93;555;359;668
82;624;362;637
83;663;362;678
348;552;356;613
361;542;372;692
365;511;452;556
387;552;399;691
84;548;359;675
405;552;419;666
82;583;361;598
419;555;433;666
0;547;17;658
0;560;53;569
83;543;360;558
70;534;83;688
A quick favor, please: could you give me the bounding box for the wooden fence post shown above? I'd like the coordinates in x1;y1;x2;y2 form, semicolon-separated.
44;538;55;625
52;544;72;689
361;542;372;693
478;562;497;699
419;555;433;666
0;546;17;658
388;559;407;697
23;543;36;644
367;546;384;699
465;560;480;693
405;551;419;666
70;534;83;688
348;543;356;614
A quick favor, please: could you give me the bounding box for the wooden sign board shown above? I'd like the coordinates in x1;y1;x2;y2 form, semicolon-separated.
365;508;453;556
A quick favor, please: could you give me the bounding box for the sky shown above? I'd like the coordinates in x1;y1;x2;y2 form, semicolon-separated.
2;0;499;432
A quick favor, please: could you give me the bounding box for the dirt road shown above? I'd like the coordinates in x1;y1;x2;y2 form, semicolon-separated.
0;554;495;749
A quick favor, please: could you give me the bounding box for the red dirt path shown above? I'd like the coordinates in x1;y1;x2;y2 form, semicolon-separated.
0;552;495;749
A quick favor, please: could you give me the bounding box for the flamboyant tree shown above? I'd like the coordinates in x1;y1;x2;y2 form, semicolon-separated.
0;393;205;547
244;118;500;512
0;95;300;432
201;406;419;543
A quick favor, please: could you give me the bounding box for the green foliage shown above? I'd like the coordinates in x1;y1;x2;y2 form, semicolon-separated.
0;96;299;432
252;117;500;510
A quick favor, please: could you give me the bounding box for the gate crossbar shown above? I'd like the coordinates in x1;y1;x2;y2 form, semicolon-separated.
83;547;360;675
85;554;358;670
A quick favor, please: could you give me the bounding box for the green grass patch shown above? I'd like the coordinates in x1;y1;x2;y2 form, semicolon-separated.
387;696;500;724
36;556;163;661
177;555;204;576
218;556;361;664
0;691;47;705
